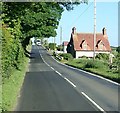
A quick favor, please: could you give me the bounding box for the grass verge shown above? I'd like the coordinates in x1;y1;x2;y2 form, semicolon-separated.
65;59;119;84
2;45;31;111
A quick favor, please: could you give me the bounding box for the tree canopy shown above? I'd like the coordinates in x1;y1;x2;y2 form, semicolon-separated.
2;1;88;48
116;46;120;53
1;1;88;78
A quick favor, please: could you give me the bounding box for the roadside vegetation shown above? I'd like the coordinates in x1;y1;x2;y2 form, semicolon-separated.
2;54;30;111
1;1;88;111
53;47;119;83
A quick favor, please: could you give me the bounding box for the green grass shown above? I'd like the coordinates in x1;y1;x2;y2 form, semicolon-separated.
2;45;31;111
2;57;29;111
65;58;119;83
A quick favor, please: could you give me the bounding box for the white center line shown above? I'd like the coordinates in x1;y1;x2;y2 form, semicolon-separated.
64;77;76;88
55;71;62;76
38;47;77;88
51;67;55;71
81;92;106;113
47;64;50;67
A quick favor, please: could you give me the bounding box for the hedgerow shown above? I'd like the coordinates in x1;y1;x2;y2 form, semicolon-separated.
2;25;25;80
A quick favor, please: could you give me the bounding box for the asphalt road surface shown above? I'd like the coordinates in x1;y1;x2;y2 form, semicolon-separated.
15;45;120;112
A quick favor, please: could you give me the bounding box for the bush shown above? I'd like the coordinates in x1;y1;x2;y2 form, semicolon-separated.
81;56;87;59
84;60;107;69
53;51;56;57
49;43;56;50
95;53;109;61
58;53;73;61
57;45;63;51
84;61;97;68
116;46;120;53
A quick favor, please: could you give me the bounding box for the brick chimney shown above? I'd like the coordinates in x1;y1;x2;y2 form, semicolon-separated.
72;27;76;34
102;27;107;36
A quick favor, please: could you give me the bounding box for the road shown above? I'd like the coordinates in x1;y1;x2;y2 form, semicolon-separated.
15;45;120;112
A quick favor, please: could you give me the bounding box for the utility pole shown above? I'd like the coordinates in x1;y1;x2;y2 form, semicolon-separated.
93;0;96;60
54;37;56;51
60;26;62;51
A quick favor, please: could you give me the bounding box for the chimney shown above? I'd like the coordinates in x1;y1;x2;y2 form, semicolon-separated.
72;27;76;34
102;27;107;35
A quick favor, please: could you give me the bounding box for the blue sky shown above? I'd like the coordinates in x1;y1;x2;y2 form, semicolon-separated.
48;1;118;47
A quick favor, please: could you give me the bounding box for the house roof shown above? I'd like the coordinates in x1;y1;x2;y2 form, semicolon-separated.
63;41;69;46
72;33;111;51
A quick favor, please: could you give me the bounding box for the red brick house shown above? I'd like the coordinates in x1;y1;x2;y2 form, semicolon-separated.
67;27;111;58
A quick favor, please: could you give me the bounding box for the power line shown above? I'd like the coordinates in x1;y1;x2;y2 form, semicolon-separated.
70;2;93;27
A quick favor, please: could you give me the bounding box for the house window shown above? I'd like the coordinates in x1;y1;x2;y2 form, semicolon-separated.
99;44;103;50
84;44;87;50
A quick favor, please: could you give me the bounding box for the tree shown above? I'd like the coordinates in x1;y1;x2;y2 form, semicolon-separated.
116;46;120;53
2;1;88;49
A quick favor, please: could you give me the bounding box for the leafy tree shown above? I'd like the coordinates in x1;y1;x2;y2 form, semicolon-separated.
116;46;120;53
1;1;88;78
2;1;88;49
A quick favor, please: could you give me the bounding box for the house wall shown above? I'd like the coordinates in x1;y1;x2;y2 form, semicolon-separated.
63;46;67;53
76;51;110;58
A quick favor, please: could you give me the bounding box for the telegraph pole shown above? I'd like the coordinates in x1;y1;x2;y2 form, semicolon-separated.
60;26;62;51
93;0;96;60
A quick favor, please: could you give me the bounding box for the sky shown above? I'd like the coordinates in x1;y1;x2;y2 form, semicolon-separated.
48;1;119;47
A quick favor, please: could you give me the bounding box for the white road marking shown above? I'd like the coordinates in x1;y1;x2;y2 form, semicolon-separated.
64;77;76;88
39;50;50;67
51;67;55;71
55;71;62;76
81;92;106;113
47;64;50;67
38;47;117;112
38;48;77;89
51;56;119;86
39;50;77;88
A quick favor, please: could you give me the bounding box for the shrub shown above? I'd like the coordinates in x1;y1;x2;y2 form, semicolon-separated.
84;60;107;69
49;43;56;50
57;45;63;51
58;53;73;60
95;53;109;61
116;46;120;53
84;61;97;68
81;56;87;59
53;51;56;57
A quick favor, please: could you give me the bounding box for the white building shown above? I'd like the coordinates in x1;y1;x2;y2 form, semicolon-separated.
67;27;111;58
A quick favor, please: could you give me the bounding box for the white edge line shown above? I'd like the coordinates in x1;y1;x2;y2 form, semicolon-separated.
81;92;106;113
50;55;119;86
64;77;76;88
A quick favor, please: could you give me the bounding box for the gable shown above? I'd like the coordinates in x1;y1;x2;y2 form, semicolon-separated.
72;33;111;51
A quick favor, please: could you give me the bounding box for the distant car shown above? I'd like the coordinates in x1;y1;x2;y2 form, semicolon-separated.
36;39;41;46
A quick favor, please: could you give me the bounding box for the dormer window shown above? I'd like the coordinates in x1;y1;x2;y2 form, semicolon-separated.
80;40;87;50
84;44;87;50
